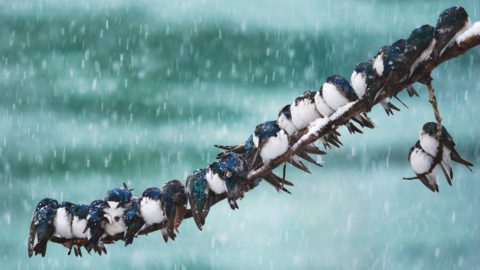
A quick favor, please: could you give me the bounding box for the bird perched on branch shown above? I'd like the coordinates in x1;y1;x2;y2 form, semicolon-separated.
407;141;442;192
322;75;375;132
85;200;109;255
351;61;400;115
186;168;212;230
160;180;187;242
28;198;59;257
68;204;90;256
103;184;133;238
431;6;471;59
206;151;249;210
406;24;436;76
123;196;143;246
419;122;473;182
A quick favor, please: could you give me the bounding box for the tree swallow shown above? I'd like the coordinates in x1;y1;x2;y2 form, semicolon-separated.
351;61;400;115
28;198;59;257
407;141;441;192
322;75;375;132
431;6;471;58
160;180;188;242
68;204;90;256
85;200;109;255
419;122;474;183
206;151;249;210
123;196;143;246
405;24;435;76
103;184;133;238
186;168;212;231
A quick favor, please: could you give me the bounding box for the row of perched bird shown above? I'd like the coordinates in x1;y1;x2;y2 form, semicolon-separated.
28;6;475;257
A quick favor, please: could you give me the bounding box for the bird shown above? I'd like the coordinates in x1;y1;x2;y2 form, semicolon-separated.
405;24;436;76
351;61;400;115
160;180;188;242
68;204;90;256
431;6;471;59
206;151;250;210
103;184;133;238
28;198;59;257
419;122;473;183
407;141;442;192
322;74;375;132
123;196;143;246
186;168;212;230
85;200;109;255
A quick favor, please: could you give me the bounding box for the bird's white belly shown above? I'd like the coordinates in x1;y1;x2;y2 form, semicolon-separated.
410;148;433;174
277;114;297;135
72;217;90;239
322;82;349;110
419;134;439;157
54;207;73;239
206;169;227;194
103;207;127;236
291;100;319;129
314;92;335;117
373;53;384;76
260;130;289;163
351;71;367;97
140;198;164;225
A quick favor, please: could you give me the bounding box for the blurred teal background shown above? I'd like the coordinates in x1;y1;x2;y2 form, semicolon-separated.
1;0;479;269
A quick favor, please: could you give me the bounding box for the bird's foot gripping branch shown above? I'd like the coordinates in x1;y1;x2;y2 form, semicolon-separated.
29;6;477;257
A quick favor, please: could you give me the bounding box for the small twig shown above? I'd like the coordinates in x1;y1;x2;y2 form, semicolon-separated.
424;76;444;174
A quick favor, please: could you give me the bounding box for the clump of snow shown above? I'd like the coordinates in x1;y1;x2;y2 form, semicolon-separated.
305;117;330;137
330;101;356;121
456;21;480;44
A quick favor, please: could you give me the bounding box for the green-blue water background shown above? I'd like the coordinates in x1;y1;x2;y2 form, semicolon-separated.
1;0;479;269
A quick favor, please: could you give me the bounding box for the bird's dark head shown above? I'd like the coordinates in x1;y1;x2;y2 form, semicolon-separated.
35;198;59;210
326;75;359;100
421;122;451;140
254;120;282;141
211;151;248;180
407;24;434;53
294;91;316;105
104;186;133;209
354;61;376;83
142;187;162;201
437;6;469;29
71;204;89;219
58;201;75;209
278;104;292;119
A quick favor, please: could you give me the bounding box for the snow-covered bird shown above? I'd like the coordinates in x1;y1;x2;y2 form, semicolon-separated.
407;141;442;192
322;75;375;132
405;24;436;76
290;91;322;130
28;198;59;257
206;151;250;210
186;168;212;230
103;184;133;238
85;200;109;255
351;61;400;115
431;6;471;59
419;122;473;183
160;180;188;242
68;204;90;256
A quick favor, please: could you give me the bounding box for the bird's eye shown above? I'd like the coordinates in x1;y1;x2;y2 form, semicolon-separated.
114;216;120;222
